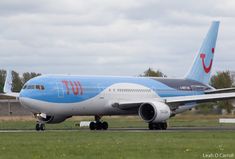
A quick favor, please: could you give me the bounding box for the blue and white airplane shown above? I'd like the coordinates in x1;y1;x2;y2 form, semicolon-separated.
2;21;235;131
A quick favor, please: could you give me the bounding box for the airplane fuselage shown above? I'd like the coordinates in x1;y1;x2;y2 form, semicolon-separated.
19;75;212;116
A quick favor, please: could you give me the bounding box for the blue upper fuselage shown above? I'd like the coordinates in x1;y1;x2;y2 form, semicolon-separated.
19;75;212;103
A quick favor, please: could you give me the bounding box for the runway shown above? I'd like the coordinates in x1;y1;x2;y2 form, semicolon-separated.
0;126;235;133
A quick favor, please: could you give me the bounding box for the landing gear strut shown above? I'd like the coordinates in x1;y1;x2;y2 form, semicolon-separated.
148;122;167;130
35;122;45;131
89;115;108;130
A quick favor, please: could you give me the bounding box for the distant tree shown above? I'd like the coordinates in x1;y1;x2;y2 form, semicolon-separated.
210;71;234;114
0;70;6;93
210;71;233;89
22;72;41;84
141;68;166;77
196;103;215;115
12;71;23;92
0;70;41;93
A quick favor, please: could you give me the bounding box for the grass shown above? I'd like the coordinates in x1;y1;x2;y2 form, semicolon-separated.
0;131;234;159
0;114;234;159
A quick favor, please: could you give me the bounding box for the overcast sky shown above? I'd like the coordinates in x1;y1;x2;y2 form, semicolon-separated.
0;0;235;77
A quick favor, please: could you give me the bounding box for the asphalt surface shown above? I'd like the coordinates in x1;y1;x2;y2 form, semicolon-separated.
0;126;235;133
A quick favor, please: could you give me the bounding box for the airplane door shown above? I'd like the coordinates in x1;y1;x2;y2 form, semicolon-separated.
97;84;104;99
56;82;64;98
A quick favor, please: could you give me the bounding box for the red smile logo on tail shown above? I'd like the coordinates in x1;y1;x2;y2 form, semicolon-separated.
200;48;214;73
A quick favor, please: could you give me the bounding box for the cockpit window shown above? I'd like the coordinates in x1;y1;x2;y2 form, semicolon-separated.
27;85;35;89
23;84;45;90
36;85;40;90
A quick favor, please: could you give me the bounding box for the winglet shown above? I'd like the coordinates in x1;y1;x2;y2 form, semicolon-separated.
3;70;13;93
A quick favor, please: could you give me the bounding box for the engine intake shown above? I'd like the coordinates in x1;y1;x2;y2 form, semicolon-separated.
138;102;171;123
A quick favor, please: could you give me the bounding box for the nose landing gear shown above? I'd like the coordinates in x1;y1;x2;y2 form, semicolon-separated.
35;122;45;131
89;115;109;130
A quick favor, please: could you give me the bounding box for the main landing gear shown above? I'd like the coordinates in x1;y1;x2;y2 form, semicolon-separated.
89;115;108;130
35;122;45;131
148;122;167;130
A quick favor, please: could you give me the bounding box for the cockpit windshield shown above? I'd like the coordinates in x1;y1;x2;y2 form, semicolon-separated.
23;84;45;90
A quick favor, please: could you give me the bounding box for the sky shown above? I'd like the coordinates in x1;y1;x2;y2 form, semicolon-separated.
0;0;235;77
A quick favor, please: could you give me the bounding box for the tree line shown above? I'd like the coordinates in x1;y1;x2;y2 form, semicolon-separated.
0;70;41;93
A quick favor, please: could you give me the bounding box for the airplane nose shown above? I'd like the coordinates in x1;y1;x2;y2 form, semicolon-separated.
19;96;41;113
19;97;30;109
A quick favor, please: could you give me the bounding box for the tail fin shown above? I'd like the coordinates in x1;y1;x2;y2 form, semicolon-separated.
185;21;220;84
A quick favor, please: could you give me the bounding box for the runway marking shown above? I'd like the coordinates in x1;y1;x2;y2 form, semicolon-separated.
0;127;235;133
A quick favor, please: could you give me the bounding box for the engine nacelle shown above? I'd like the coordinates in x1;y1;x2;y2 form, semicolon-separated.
37;114;71;124
138;102;171;123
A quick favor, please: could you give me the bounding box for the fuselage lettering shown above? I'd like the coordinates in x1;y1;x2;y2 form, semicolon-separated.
61;80;83;95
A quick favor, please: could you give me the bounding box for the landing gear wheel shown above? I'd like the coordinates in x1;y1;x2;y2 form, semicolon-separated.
36;123;40;131
35;123;45;131
89;115;109;130
155;123;161;130
102;122;108;130
40;124;45;131
148;122;167;130
89;121;109;130
148;123;154;130
161;122;167;130
96;122;102;130
89;122;96;130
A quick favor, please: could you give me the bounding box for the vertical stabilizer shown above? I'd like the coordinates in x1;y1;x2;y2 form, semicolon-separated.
185;21;220;84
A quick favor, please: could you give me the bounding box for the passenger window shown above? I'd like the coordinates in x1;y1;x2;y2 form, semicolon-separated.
40;85;45;90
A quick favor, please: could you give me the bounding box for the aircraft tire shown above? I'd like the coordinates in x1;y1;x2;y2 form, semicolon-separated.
148;123;154;130
40;124;45;131
89;122;96;130
102;122;108;130
161;122;167;130
36;123;40;131
149;123;167;130
96;122;103;130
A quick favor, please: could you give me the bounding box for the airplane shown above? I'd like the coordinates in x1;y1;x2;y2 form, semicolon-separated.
2;21;235;131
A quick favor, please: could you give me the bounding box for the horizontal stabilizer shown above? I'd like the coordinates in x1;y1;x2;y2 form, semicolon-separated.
2;70;19;98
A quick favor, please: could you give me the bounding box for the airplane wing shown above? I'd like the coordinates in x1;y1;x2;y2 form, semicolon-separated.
204;87;235;94
1;70;20;98
164;92;235;104
114;92;235;110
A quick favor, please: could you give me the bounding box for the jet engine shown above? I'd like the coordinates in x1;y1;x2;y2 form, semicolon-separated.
138;102;171;123
36;113;71;124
